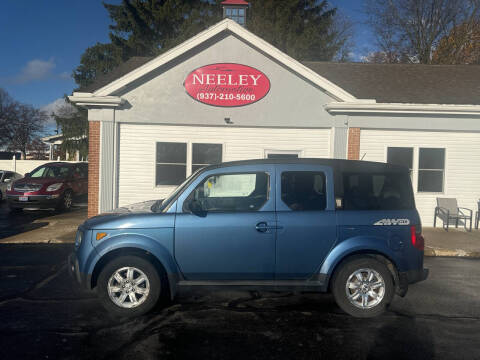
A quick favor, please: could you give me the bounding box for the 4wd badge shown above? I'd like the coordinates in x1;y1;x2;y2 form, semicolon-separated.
373;218;410;226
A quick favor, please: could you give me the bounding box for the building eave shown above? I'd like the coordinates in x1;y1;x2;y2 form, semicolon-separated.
68;92;124;107
325;102;480;116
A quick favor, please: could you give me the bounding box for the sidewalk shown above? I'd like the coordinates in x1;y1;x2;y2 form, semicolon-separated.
423;227;480;258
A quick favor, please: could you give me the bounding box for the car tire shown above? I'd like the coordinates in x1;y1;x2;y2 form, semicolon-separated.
97;256;164;317
331;257;394;318
56;190;73;212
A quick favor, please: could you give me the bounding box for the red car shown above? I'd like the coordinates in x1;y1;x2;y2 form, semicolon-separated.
6;162;88;212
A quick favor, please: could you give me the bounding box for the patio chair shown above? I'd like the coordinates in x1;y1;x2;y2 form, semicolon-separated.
475;200;479;230
434;198;472;232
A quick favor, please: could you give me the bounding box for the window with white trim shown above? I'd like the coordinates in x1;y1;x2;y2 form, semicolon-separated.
192;143;222;173
418;148;445;192
156;142;223;186
387;147;413;173
156;142;187;186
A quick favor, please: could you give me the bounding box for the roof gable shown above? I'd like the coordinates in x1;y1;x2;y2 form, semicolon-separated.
85;19;357;102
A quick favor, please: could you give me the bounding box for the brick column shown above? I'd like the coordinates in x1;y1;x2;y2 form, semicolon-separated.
88;121;100;218
347;127;361;160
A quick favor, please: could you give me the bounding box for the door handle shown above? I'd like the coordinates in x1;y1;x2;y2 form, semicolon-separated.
255;222;281;232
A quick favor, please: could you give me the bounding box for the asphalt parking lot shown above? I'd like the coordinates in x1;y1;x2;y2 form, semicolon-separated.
0;245;479;360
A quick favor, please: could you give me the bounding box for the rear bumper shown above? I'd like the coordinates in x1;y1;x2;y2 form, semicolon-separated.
68;253;92;290
397;268;429;296
7;194;61;209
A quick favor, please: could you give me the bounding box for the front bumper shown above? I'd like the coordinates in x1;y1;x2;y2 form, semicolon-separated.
7;194;61;209
68;253;92;290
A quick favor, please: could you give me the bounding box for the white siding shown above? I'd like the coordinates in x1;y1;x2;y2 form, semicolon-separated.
118;124;331;206
360;129;480;226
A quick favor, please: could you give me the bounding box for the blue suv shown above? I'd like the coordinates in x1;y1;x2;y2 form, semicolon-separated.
69;159;428;318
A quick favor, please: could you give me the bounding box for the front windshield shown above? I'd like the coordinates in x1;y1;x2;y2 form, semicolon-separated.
151;168;204;213
31;165;71;179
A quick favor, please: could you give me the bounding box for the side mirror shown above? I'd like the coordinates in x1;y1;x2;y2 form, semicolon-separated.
186;199;206;217
3;178;11;183
24;172;30;178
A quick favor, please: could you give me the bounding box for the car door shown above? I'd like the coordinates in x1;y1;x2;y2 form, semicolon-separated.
275;164;337;279
174;165;277;280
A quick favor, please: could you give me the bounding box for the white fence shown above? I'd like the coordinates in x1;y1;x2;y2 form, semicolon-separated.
0;157;84;176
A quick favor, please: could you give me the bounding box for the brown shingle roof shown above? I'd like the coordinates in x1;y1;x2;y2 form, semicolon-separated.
304;62;480;105
79;56;480;105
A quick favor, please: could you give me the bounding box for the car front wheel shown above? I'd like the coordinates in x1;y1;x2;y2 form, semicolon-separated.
97;256;164;317
332;257;394;318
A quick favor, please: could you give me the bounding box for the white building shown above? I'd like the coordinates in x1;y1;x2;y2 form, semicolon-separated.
69;19;480;225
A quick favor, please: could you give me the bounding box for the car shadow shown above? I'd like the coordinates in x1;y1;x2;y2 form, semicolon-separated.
0;201;85;240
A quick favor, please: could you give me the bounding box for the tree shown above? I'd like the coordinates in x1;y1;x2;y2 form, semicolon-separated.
54;98;88;161
364;0;473;64
7;104;46;159
432;0;480;65
0;88;18;144
248;0;351;61
26;138;49;160
74;0;352;89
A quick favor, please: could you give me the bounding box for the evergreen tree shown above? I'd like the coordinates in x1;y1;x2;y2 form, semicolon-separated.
73;0;350;89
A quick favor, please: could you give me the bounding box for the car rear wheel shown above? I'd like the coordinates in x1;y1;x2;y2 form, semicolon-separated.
332;257;394;318
97;256;164;317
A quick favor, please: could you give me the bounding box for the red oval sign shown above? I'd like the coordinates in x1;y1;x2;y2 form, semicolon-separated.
184;63;270;107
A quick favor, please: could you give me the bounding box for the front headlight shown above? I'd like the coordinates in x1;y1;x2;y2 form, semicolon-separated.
6;182;12;191
46;183;64;192
75;230;83;248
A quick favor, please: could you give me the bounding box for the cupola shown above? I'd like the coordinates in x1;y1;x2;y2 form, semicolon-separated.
221;0;249;26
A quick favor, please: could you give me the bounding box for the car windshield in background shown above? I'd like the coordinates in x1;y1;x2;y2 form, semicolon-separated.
343;172;414;210
30;166;71;179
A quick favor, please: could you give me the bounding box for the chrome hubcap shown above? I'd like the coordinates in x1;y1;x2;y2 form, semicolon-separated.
64;193;72;208
107;267;150;309
345;268;385;309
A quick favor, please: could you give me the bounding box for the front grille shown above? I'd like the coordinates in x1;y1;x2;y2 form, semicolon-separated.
14;183;42;192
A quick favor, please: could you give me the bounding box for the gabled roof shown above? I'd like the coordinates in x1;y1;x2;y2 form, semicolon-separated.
304;62;480;105
74;18;357;102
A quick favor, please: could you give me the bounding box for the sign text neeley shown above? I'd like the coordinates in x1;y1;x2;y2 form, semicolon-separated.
184;63;270;107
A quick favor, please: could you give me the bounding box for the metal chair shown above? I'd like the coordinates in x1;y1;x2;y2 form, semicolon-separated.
434;198;472;232
475;200;479;230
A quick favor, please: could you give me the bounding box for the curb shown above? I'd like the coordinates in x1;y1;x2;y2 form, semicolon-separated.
424;246;480;258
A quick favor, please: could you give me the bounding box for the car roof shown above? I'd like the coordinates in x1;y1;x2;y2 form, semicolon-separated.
203;158;409;173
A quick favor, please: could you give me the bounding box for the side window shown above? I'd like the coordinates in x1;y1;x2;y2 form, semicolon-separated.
281;171;326;211
343;172;414;210
187;172;269;212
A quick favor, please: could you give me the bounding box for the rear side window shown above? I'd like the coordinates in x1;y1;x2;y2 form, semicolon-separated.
187;172;269;212
343;172;414;210
281;171;326;211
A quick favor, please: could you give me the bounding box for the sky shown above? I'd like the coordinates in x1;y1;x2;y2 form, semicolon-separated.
0;0;375;133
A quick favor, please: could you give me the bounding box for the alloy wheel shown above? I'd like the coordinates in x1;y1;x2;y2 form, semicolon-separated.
345;268;385;309
107;267;151;309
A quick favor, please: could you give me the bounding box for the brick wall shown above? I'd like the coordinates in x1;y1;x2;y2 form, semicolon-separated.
88;121;100;218
347;127;361;160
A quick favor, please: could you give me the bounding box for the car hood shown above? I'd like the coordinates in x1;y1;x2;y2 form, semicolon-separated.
82;200;166;230
13;177;65;186
105;200;160;214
